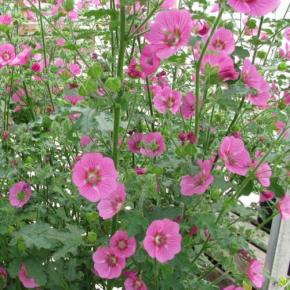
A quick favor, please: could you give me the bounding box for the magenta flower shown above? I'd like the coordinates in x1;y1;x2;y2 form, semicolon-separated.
18;264;39;289
9;181;32;208
180;159;214;196
64;95;84;106
0;266;7;288
161;0;177;9
110;230;136;258
140;132;166;158
277;195;290;220
228;0;280;17
208;28;235;55
56;38;66;46
153;86;182;114
10;47;31;66
92;246;126;279
80;135;92;147
134;167;147;175
0;43;15;66
192;20;210;37
219;136;251;176
0;14;13;25
127;133;143;154
202;54;239;81
180;92;195;119
247;259;265;288
284;27;290;42
223;286;243;290
124;271;147;290
254;162;272;187
143;219;182;263
72;152;118;202
140;45;160;77
69;63;81;76
97;183;126;220
126;58;143;79
145;10;193;59
246;91;270;108
260;191;275;203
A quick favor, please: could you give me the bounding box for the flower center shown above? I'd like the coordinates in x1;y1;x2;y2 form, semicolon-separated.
213;39;225;51
17;191;26;201
86;169;101;185
154;233;167;247
106;254;118;267
117;239;127;250
2;51;11;61
164;29;181;46
134;279;143;289
226;153;236;166
165;96;175;108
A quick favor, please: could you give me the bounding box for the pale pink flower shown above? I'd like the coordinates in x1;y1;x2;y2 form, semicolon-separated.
180;159;214;196
143;219;182;263
208;28;235;55
223;286;243;290
283;91;290;105
124;271;147;290
65;95;84;106
277;195;290;220
127;133;143;154
145;10;193;59
140;45;160;77
18;264;39;289
97;183;126;220
0;43;15;66
260;32;268;41
110;230;136;258
275;121;285;131
210;3;220;13
247;259;265;288
68;10;78;22
253;161;272;187
0;14;13;25
10;48;31;66
72;152;118;202
80;135;92;147
180;92;195;119
219;136;251;176
202;54;239;81
0;266;7;288
260;191;275;203
160;0;177;9
140;132;166;158
9;181;32;208
54;57;65;67
92;246;126;279
69;63;81;76
56;38;66;46
284;27;290;41
153;86;182;114
228;0;280;17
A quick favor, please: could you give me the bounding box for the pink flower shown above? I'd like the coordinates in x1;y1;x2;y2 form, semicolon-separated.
223;286;243;290
180;159;214;196
254;162;272;187
68;10;78;21
180;92;195;119
202;54;239;81
18;264;39;289
210;3;220;13
284;27;290;41
54;57;65;67
56;38;66;46
10;47;31;66
192;20;210;37
65;95;84;106
80;135;92;147
145;10;193;59
140;45;160;77
0;266;7;288
160;0;177;9
260;191;275;203
246;91;270;108
247;259;265;288
242;59;267;90
228;0;280;17
277;195;290;220
31;60;45;73
208;28;235;55
188;225;199;236
92;246;126;279
140;132;166;158
124;271;147;290
153;86;182;114
127;133;143;154
127;58;143;79
219;136;251;176
110;230;136;258
0;43;15;66
9;181;32;208
72;152;118;202
97;183;126;219
69;63;81;76
0;14;13;25
275;121;285;131
143;219;182;263
134;167;147;175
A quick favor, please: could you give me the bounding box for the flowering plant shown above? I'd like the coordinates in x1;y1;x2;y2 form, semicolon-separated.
0;0;289;289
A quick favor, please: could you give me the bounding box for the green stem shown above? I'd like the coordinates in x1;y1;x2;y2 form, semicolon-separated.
251;16;264;64
194;5;224;141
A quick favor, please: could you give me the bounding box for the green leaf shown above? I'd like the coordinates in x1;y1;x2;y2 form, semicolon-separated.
234;46;250;59
268;178;284;198
240;180;254;196
79;79;97;96
104;77;122;92
84;9;118;20
87;63;103;79
63;0;75;11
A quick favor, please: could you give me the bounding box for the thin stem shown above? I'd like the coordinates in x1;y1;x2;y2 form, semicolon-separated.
194;5;224;141
252;16;264;64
